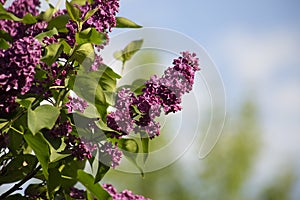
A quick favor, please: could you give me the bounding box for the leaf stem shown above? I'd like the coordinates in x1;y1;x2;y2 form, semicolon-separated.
0;165;42;199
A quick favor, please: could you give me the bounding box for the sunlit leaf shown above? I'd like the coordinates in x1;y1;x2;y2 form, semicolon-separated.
41;43;64;66
77;170;111;199
28;104;60;135
22;13;37;24
115;17;142;28
24;132;50;179
35;28;58;42
75;28;107;45
66;0;81;22
47;14;70;32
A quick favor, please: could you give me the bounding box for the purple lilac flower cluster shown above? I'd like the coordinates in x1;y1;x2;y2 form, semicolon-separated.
56;0;119;47
0;36;42;113
103;184;151;200
0;0;42;40
69;187;86;199
49;120;97;160
82;0;120;32
106;52;200;139
66;96;88;113
66;136;97;160
100;142;122;168
107;88;136;137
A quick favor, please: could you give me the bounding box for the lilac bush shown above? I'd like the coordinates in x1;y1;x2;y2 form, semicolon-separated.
0;0;200;199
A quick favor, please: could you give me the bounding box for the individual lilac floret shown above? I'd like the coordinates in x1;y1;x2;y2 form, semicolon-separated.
0;36;42;113
103;184;151;200
66;96;88;113
69;187;86;199
100;142;122;168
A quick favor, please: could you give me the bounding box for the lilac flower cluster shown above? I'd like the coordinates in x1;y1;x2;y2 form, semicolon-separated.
103;184;151;200
83;0;120;32
49;120;97;160
55;0;119;47
0;0;42;40
66;136;97;160
0;36;42;113
107;88;136;137
69;187;86;199
66;96;88;113
100;142;122;168
90;54;103;71
106;52;200;139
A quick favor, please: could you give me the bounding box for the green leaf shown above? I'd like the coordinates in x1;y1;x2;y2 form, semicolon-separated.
22;13;37;24
115;17;142;28
25;184;47;199
0;38;10;50
16;97;35;109
47;14;70;32
0;154;38;185
41;43;64;66
0;30;13;42
118;139;144;177
49;147;70;163
39;5;56;22
35;28;58;42
141;136;149;163
0;10;21;21
47;167;62;197
83;8;98;22
73;73;107;117
7;129;24;154
28;104;60;135
94;159;110;183
66;0;81;22
114;39;144;64
70;0;87;6
59;39;72;55
71;43;95;64
77;170;111;199
75;28;107;45
24;132;50;179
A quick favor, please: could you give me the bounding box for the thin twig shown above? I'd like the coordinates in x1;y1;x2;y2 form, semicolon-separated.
0;165;42;199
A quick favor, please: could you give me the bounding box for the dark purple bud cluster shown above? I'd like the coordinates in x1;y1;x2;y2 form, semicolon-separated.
69;187;86;199
66;135;97;160
0;36;42;113
66;96;88;113
107;52;200;139
49;120;97;160
100;142;122;168
103;184;151;200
